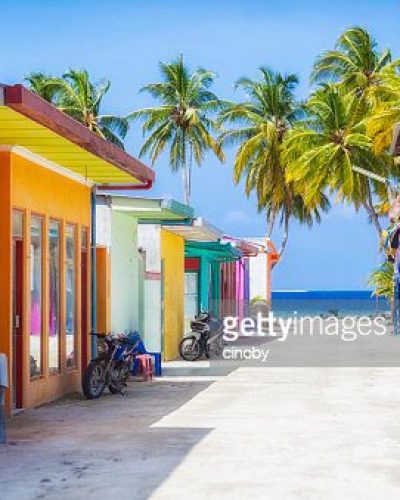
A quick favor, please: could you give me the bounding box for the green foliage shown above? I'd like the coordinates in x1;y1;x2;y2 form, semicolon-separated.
311;26;392;96
368;261;394;299
285;85;388;209
129;55;224;204
219;67;329;256
250;295;266;305
26;69;128;149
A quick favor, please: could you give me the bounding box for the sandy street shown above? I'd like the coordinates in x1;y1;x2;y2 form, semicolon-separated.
2;361;400;499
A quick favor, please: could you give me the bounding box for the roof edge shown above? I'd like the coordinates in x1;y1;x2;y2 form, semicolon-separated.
3;84;155;184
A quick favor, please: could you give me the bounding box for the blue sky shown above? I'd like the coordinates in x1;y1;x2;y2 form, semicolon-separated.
2;0;399;289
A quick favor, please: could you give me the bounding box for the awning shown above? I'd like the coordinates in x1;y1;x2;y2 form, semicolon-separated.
97;194;194;222
185;240;242;261
222;236;263;257
0;84;154;185
164;217;223;241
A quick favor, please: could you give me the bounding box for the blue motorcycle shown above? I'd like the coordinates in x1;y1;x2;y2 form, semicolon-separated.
82;332;144;399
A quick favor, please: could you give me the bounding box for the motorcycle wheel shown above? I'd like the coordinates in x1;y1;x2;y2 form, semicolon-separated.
179;336;202;361
214;335;224;356
82;360;106;399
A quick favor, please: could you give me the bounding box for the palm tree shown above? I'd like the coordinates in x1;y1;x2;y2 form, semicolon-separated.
365;64;400;153
129;55;224;205
311;26;392;97
26;69;128;149
368;261;394;299
285;86;390;236
25;72;60;104
219;67;329;256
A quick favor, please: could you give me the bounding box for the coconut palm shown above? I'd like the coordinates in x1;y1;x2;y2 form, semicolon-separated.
129;55;224;205
219;67;329;256
25;72;60;104
368;261;394;299
311;26;392;97
365;64;400;153
285;85;390;235
26;69;128;149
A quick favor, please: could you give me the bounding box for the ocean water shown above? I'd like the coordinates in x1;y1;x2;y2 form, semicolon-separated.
271;290;390;317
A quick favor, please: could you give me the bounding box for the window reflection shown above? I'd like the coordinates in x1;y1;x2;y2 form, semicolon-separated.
66;224;76;368
30;216;43;378
49;221;60;372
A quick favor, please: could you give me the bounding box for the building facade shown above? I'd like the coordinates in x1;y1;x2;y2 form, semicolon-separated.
0;84;154;414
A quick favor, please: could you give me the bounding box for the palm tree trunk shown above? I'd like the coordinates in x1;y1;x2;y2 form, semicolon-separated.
267;209;277;237
362;180;382;237
188;142;193;204
182;163;189;205
181;131;190;205
278;211;290;257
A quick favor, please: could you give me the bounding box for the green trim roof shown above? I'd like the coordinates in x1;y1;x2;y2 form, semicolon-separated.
185;240;242;261
164;217;223;241
97;194;194;222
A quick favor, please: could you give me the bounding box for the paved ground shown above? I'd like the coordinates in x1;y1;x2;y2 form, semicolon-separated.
2;363;400;499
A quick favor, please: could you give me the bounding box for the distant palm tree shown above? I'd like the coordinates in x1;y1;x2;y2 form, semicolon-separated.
25;72;60;104
219;67;329;256
368;261;394;299
311;26;392;97
129;55;224;205
26;69;128;149
285;86;389;236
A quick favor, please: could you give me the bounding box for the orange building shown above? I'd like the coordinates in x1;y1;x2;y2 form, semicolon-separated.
0;85;154;414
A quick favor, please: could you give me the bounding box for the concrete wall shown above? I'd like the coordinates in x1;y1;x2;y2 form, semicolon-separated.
137;224;162;353
96;207;142;335
110;211;140;334
161;230;185;361
247;237;268;301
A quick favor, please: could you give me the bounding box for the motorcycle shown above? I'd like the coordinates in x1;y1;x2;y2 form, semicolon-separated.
179;311;224;361
82;332;143;399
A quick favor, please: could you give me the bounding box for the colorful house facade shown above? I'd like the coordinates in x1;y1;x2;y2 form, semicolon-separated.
95;195;194;361
220;238;261;321
247;238;279;305
0;85;154;414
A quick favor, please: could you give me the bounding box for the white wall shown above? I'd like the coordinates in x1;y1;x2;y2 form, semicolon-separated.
110;211;141;334
137;224;162;353
97;204;142;334
138;224;161;272
96;204;112;248
247;237;268;301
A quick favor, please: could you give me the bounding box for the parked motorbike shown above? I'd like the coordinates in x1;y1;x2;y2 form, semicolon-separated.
179;311;224;361
82;332;143;399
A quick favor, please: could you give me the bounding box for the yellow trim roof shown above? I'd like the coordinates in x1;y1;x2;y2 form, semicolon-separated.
0;106;140;184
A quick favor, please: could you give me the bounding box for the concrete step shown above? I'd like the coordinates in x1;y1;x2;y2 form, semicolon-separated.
161;360;234;377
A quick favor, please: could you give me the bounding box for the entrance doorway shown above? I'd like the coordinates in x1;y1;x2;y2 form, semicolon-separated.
12;210;24;409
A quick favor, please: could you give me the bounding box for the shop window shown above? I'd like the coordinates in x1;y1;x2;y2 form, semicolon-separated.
49;220;60;373
30;215;43;378
66;224;76;368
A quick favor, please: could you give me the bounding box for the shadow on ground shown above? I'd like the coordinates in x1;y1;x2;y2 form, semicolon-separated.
0;380;213;499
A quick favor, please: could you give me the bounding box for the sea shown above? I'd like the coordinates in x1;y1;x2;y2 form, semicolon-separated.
271;290;390;317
